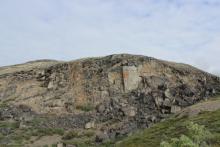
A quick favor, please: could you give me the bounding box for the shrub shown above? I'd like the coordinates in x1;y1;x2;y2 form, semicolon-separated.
160;122;211;147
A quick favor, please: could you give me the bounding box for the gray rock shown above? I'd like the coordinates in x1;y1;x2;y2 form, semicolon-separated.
19;122;28;129
96;104;105;113
85;121;95;129
0;128;12;135
171;106;181;113
47;81;54;89
95;132;109;143
145;76;166;89
163;99;172;107
165;89;173;98
122;107;136;117
154;97;163;107
122;66;141;92
57;143;64;147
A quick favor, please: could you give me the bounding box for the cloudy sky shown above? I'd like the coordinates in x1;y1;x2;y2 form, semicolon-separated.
0;0;220;74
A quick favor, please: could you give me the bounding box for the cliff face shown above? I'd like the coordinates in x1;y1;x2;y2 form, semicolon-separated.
0;54;220;143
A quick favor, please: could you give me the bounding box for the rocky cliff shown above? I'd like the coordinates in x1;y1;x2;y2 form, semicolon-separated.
0;54;220;145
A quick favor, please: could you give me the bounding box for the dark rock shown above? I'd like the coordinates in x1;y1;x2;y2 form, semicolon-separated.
163;98;172;107
95;132;109;143
0;128;12;135
96;104;105;113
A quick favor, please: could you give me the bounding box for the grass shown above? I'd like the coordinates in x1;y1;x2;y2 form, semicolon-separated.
83;130;95;137
116;104;220;147
0;118;64;146
0;121;20;129
75;104;95;112
32;128;65;137
0;115;95;146
0;127;64;146
62;129;95;147
0;102;9;108
27;117;47;127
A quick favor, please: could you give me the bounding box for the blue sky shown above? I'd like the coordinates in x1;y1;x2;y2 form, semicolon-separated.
0;0;220;74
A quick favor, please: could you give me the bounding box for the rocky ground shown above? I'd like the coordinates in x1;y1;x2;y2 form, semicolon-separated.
0;54;220;146
116;95;220;147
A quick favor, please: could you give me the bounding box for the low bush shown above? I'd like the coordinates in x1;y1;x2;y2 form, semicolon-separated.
160;122;211;147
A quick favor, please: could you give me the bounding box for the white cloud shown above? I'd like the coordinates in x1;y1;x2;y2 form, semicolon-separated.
0;0;220;75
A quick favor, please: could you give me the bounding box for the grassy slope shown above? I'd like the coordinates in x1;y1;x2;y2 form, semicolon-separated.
116;96;220;147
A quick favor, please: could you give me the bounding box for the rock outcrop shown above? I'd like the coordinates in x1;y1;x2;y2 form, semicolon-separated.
0;54;220;143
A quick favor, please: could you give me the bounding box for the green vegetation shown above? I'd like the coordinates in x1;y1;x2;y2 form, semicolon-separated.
160;122;211;147
0;121;19;129
161;135;197;147
0;116;95;146
116;108;220;147
75;103;95;112
0;118;64;146
33;128;64;137
0;102;9;108
83;130;95;137
61;130;96;147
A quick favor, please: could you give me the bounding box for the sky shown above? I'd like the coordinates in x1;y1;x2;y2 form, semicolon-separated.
0;0;220;75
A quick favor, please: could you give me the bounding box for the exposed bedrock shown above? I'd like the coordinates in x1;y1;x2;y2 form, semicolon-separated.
0;54;220;141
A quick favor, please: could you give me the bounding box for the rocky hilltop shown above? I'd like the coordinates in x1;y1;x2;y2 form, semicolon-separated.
0;54;220;146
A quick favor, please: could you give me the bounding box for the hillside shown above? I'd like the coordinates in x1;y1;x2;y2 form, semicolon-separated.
116;95;220;147
0;54;220;146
